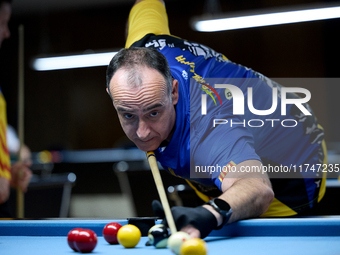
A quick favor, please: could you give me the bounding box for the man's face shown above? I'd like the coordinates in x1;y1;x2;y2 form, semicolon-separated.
108;66;179;152
0;2;11;48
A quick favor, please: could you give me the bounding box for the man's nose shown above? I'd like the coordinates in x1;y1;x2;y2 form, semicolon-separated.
136;120;150;140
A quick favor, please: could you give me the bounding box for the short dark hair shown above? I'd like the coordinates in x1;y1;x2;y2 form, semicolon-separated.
106;47;173;100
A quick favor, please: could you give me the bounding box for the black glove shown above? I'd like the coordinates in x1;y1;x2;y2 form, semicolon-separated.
152;200;217;239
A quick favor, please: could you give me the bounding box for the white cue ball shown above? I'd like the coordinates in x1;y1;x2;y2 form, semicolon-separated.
167;231;191;255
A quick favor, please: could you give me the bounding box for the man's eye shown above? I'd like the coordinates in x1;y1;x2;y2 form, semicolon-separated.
124;114;134;119
150;111;159;117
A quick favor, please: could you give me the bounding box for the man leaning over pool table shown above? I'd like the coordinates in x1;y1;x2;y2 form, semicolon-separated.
105;0;327;239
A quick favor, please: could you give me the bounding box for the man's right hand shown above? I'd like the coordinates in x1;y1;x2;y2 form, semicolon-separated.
10;162;32;192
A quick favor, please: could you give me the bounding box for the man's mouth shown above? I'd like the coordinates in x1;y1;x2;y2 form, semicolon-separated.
140;137;154;143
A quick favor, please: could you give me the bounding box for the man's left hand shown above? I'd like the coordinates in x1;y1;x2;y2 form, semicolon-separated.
152;200;217;238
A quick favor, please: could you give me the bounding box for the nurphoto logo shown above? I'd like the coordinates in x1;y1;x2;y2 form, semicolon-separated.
197;81;312;129
201;84;311;116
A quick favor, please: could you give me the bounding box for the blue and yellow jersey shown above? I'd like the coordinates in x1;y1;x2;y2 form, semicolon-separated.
126;0;327;217
0;91;11;180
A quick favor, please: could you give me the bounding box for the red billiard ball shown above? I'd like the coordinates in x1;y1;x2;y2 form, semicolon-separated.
74;229;98;253
103;222;122;244
67;228;83;252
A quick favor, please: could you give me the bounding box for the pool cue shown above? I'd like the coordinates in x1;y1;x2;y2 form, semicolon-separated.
147;151;177;234
16;24;25;218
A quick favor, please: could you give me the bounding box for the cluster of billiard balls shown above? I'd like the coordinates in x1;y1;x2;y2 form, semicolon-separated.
67;222;207;255
147;224;208;255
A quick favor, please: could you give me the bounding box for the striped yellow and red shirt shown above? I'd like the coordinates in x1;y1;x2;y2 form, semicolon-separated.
0;92;11;180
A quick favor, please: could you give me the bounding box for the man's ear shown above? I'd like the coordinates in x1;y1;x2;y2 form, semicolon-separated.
171;79;179;105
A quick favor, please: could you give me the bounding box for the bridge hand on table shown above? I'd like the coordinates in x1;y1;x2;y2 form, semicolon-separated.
152;200;217;238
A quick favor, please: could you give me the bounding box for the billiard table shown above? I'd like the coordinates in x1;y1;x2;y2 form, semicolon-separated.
1;217;340;254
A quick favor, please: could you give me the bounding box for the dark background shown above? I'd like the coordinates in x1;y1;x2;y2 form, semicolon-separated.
1;0;339;218
0;0;339;152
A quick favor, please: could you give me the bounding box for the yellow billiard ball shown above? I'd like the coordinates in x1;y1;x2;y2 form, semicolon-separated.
179;238;207;255
117;224;141;248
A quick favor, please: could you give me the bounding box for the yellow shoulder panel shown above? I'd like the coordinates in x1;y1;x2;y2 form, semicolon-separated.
125;0;170;48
